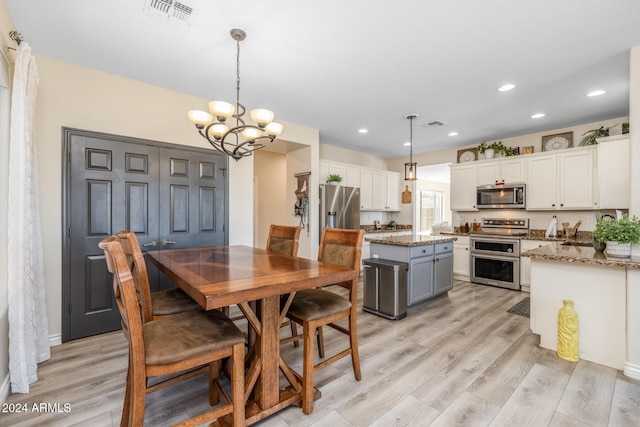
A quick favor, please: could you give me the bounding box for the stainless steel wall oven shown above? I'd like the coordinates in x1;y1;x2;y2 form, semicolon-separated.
469;218;529;291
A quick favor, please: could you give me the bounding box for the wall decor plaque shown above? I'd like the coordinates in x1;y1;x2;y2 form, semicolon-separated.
542;132;573;151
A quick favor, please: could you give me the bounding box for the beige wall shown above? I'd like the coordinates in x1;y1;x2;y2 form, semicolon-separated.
320;143;389;170
6;54;318;345
254;150;288;249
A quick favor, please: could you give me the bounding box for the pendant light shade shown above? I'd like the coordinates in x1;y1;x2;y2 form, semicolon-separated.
404;113;418;181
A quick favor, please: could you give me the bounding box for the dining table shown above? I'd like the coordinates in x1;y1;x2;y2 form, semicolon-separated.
146;245;358;425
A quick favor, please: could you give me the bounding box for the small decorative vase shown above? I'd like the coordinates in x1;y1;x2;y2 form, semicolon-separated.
558;299;579;362
605;241;631;258
484;148;495;159
592;238;606;252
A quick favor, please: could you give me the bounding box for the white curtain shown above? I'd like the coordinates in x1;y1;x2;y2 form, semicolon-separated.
7;42;50;394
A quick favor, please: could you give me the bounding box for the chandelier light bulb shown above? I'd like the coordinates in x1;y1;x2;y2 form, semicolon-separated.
208;123;229;140
265;122;283;137
188;110;213;128
250;109;275;128
241;127;262;140
209;101;235;122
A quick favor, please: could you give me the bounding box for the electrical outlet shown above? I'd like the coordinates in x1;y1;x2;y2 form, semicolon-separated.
586;214;595;223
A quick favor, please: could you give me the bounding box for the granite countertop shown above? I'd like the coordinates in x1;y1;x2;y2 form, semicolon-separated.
522;242;640;269
442;229;593;243
361;225;412;234
366;234;457;247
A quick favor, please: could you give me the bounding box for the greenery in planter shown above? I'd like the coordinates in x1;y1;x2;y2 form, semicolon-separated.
326;173;342;184
477;140;518;156
579;126;609;146
623;122;630;134
592;213;640;244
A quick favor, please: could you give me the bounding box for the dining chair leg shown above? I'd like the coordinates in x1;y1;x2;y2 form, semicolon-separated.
316;326;325;358
120;362;132;427
289;321;300;347
349;313;361;380
302;321;317;415
130;369;147;427
208;360;221;406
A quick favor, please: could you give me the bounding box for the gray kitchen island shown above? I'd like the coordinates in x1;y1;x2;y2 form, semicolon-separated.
367;235;456;308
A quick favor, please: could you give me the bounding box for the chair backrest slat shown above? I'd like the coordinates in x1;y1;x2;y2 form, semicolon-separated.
317;228;365;290
117;230;154;323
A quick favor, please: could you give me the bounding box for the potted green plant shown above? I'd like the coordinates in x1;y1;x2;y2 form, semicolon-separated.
591;213;640;257
326;173;342;185
477;140;517;159
579;126;609;146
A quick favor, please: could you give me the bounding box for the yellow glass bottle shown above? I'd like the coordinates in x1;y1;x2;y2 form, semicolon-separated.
557;299;579;362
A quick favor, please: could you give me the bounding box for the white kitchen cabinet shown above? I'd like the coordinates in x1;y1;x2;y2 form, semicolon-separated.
385;172;400;211
360;169;373;210
526;147;595;210
476;157;526;186
453;235;470;281
596;135;630;209
372;171;386;210
346;167;362;188
450;164;477;211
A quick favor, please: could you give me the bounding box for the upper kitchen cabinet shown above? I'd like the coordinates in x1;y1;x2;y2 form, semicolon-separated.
371;171;400;211
526;146;595;210
450;163;477;211
321;160;400;211
596;135;630;209
476;157;526;186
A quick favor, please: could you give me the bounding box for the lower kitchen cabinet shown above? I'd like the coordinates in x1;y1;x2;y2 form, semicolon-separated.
453;235;470;281
434;244;454;295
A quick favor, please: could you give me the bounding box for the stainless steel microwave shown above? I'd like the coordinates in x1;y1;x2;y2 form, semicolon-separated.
476;183;525;209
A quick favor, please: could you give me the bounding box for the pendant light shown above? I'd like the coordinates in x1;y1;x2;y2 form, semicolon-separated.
404;113;418;181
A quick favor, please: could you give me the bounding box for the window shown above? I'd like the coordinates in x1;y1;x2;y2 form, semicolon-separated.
419;190;444;233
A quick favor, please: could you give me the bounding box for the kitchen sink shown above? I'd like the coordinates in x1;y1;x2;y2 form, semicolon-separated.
561;241;593;247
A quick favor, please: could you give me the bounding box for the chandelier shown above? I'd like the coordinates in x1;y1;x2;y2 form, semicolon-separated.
404;113;418;181
188;29;283;161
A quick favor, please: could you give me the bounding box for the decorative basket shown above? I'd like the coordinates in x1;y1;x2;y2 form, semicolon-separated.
605;241;632;258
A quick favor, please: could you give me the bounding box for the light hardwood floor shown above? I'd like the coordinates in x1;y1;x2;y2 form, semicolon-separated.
3;280;640;427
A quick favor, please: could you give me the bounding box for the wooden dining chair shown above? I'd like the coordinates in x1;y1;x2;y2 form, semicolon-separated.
266;224;302;256
284;227;365;414
117;230;201;323
99;236;246;427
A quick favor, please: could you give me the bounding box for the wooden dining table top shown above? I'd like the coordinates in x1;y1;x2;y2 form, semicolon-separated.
145;244;358;311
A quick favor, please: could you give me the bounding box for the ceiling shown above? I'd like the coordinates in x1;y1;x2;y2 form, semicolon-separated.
5;0;640;160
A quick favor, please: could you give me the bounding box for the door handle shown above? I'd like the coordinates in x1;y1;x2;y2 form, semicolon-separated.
162;239;176;246
143;240;157;247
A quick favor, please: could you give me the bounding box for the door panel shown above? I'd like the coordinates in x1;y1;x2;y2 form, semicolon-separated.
68;135;159;340
65;129;227;341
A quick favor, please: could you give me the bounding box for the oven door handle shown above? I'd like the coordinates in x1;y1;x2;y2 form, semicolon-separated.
470;236;519;245
471;252;520;261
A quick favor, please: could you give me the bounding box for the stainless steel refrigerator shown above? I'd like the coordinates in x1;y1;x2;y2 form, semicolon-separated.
319;184;360;236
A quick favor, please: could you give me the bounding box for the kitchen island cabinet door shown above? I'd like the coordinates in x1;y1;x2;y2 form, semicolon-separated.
434;252;453;295
408;255;434;305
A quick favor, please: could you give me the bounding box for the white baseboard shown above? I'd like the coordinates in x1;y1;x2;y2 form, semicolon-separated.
624;362;640;380
1;373;9;404
49;333;62;347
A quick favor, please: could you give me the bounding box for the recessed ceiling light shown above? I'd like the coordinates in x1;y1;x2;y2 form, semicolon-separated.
531;113;546;119
587;90;606;97
358;128;368;134
498;84;516;92
448;132;459;136
403;142;411;146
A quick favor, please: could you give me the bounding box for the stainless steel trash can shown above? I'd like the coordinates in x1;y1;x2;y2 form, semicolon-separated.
362;258;408;320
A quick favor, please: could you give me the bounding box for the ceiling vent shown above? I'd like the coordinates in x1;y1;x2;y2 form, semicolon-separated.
144;0;194;28
422;121;444;128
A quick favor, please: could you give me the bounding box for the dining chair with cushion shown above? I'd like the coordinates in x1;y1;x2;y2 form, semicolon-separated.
99;236;246;427
117;230;201;323
284;227;365;414
266;224;302;256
